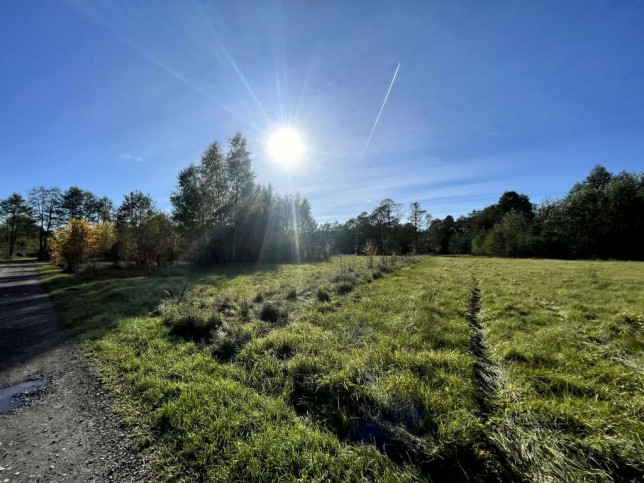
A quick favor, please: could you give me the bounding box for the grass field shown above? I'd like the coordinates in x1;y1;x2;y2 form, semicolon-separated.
41;256;644;482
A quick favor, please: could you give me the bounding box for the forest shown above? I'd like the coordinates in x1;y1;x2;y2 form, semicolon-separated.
1;133;643;268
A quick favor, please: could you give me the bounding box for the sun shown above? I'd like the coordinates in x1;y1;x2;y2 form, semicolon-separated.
267;127;305;167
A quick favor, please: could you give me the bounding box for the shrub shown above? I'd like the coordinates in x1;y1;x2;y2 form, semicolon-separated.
253;293;264;303
260;302;287;323
363;240;378;268
165;307;222;342
372;270;383;280
317;288;331;302
286;288;298;301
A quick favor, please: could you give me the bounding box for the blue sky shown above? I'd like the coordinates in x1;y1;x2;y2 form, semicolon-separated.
1;1;643;221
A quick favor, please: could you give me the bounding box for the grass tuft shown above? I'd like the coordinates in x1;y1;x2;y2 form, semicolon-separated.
317;288;331;302
211;323;253;361
239;298;251;320
335;280;355;295
164;306;221;342
260;302;287;324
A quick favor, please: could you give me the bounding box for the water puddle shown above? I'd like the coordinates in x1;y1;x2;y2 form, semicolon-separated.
0;379;49;414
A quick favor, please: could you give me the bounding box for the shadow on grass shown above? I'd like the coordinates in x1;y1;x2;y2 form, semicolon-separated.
40;261;288;342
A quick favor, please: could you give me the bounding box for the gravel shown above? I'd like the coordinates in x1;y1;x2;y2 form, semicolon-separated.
0;260;149;482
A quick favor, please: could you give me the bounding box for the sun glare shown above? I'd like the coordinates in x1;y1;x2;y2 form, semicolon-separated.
267;127;305;167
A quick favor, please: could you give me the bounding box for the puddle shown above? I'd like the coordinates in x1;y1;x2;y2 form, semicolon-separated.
0;379;49;414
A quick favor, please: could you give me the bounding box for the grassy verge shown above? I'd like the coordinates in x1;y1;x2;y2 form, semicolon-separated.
40;256;644;481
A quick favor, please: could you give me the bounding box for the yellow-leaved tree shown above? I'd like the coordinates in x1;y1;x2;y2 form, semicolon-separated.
50;219;97;272
92;221;116;260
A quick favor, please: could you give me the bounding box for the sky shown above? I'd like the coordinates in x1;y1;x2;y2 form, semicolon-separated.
1;0;644;222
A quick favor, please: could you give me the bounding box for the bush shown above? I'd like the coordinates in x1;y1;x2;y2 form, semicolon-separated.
253;293;264;303
286;288;298;301
165;307;222;342
372;270;383;280
260;302;287;323
363;240;378;268
317;288;331;302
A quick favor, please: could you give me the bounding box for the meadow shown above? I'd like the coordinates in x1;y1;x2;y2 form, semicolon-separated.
41;256;644;482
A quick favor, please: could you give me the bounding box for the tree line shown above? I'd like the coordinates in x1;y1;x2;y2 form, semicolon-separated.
323;165;643;260
2;132;642;269
0;133;320;270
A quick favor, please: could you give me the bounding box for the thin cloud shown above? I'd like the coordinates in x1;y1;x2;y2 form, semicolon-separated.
119;153;143;162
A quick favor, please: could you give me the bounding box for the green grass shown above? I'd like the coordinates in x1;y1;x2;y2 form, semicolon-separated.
0;255;32;262
462;258;644;481
40;256;644;481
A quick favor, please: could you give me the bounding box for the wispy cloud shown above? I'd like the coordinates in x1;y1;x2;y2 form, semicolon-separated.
119;153;143;162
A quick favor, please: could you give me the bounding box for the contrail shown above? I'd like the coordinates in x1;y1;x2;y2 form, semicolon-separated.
362;62;401;157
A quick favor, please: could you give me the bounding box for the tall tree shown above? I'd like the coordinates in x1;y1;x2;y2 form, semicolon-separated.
172;142;229;241
171;164;203;238
82;191;99;223
172;134;259;262
60;186;85;221
226;133;255;259
0;193;34;257
409;202;427;253
201;141;229;226
27;187;62;259
372;199;402;251
498;191;534;218
116;191;156;263
95;196;114;222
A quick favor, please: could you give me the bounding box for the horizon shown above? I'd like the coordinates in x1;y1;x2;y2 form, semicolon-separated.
2;1;644;222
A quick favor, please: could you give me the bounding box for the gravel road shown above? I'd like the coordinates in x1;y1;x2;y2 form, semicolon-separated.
0;260;148;482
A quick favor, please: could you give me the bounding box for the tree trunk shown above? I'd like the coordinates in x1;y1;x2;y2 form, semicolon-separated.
8;225;17;257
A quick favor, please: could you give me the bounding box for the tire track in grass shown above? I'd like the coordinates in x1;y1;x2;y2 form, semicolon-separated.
276;266;493;481
466;276;520;481
467;276;501;415
469;271;607;482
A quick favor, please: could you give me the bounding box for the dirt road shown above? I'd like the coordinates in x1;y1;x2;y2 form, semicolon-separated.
0;260;147;482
